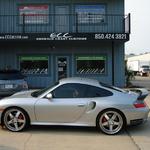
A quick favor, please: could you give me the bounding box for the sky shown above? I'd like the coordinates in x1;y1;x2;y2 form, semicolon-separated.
125;0;150;54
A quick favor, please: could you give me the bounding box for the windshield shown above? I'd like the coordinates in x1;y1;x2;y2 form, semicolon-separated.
31;82;59;97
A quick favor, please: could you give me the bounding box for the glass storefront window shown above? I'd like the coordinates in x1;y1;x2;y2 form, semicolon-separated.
19;5;49;24
19;56;49;75
76;56;106;74
75;5;106;24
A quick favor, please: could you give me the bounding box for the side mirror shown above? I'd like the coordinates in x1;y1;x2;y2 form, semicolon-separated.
46;93;53;99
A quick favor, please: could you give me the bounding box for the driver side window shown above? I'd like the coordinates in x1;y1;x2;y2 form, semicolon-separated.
51;83;87;98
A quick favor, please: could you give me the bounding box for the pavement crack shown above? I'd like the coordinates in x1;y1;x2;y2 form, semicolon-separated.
126;129;141;150
23;133;32;150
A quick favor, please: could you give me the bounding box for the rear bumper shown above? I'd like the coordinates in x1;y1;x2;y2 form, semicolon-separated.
125;106;150;125
130;118;147;126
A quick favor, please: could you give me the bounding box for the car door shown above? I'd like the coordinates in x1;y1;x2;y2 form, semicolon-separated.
35;83;88;123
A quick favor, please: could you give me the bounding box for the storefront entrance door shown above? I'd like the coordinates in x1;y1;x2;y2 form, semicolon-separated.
56;56;69;81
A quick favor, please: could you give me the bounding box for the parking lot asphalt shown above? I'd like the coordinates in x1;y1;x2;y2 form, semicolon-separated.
131;76;150;90
0;127;138;150
0;125;138;150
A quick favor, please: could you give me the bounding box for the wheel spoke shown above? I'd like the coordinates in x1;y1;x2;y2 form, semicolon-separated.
109;124;113;131
15;111;21;118
104;113;110;120
114;121;120;126
8;120;13;125
102;121;109;127
17;119;25;123
9;113;14;119
111;114;117;121
14;122;19;130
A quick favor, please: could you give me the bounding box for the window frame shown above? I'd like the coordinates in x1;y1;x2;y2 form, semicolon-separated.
86;85;113;98
51;83;88;99
18;4;50;25
51;83;113;99
75;4;106;25
18;55;50;76
75;54;107;76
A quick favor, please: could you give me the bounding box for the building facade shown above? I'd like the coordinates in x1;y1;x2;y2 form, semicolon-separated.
127;53;150;62
0;0;130;88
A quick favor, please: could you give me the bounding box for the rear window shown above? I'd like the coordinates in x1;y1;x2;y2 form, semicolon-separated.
100;82;125;93
0;70;25;80
86;86;113;97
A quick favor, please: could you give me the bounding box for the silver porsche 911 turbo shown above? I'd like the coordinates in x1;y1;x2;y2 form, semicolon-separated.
0;77;149;135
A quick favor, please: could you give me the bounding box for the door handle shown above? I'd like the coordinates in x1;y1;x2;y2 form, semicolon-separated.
78;104;85;107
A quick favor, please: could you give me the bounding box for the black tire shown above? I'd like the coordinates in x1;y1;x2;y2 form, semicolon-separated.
96;109;125;135
2;107;30;132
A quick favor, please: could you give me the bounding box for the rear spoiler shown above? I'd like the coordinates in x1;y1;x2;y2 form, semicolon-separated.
129;88;149;100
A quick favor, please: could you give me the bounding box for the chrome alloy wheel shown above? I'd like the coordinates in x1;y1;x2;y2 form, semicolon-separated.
99;110;124;135
3;108;27;132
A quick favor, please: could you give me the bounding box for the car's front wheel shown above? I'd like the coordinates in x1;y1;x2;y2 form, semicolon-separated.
3;107;29;132
97;110;125;135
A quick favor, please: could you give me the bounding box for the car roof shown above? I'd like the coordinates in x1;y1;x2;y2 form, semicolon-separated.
59;77;100;86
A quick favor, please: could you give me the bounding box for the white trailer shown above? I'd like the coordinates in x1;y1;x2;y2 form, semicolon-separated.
127;60;150;76
127;60;139;72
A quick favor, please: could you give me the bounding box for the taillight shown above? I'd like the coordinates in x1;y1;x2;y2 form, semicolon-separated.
134;102;146;108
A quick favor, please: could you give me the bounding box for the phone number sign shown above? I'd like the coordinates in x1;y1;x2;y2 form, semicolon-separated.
95;33;129;40
0;33;129;41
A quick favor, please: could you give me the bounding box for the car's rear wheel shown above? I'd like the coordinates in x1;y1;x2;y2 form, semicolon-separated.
97;110;125;135
3;107;29;132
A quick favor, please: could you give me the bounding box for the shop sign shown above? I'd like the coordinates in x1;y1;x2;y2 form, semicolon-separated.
0;33;129;41
36;33;87;41
0;34;29;40
95;33;128;40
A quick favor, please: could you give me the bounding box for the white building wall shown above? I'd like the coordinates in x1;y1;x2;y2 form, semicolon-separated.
127;53;150;61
